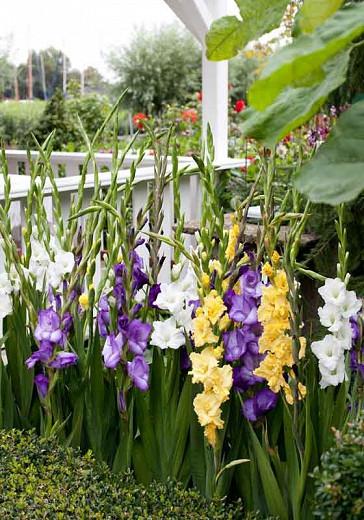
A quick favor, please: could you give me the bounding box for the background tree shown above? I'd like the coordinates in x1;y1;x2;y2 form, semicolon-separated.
107;24;201;113
0;37;15;99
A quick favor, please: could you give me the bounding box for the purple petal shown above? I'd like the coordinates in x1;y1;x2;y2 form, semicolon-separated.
48;351;78;369
125;319;152;356
127;355;149;392
102;333;123;369
34;374;49;399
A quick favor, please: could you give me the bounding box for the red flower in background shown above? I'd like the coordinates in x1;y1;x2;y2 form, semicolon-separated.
181;108;198;124
133;112;148;130
196;91;203;102
234;99;246;113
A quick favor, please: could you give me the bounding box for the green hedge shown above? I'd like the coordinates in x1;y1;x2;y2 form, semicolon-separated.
0;429;246;519
0;100;45;148
313;415;364;519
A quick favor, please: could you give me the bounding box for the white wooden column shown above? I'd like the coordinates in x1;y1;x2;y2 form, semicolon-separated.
202;0;228;162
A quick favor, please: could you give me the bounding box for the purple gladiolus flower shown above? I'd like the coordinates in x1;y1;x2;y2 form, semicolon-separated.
223;289;235;312
113;284;126;310
48;351;78;369
223;329;248;362
62;312;73;335
240;269;262;299
242;388;278;422
34;309;63;344
233;353;264;392
180;345;192;371
97;295;110;337
102;333;124;369
124;319;152;356
131;251;149;292
127;355;149;392
229;295;258;324
117;390;127;414
25;341;53;368
148;284;161;308
350;316;360;343
34;374;49;399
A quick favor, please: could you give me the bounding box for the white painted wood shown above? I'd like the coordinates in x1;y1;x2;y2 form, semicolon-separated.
159;181;174;283
164;0;212;43
132;179;150;278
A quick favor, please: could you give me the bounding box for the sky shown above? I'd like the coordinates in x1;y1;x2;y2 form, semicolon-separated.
1;0;238;78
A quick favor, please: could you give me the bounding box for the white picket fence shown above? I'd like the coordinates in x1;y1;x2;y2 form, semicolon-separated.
1;150;247;283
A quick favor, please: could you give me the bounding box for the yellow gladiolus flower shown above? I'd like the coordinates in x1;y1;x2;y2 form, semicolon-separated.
225;223;240;261
203;365;232;403
219;313;231;331
193;391;224;429
202;290;226;325
209;260;223;276
192;314;219;348
271;250;280;265
201;273;210;289
79;293;89;310
189;347;218;384
262;262;273;277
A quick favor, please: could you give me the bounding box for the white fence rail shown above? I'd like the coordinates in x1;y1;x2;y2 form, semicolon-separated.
1;151;247;284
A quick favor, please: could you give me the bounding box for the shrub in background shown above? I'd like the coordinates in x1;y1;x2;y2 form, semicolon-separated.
0;429;246;519
0;100;45;147
108;24;202;113
313;415;364;519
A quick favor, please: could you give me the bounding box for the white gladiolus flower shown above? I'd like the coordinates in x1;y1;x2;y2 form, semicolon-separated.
0;273;13;295
341;290;362;319
319;355;346;389
29;240;50;290
154;282;185;314
335;322;354;349
175;304;194;333
150;317;185;350
311;335;343;371
318;304;344;333
9;264;28;294
0;293;12;319
318;277;346;306
176;265;198;297
47;262;62;289
54;251;75;276
314;276;361;388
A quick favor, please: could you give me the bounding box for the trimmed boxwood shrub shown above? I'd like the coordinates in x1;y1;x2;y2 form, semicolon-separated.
0;429;245;519
313;416;364;519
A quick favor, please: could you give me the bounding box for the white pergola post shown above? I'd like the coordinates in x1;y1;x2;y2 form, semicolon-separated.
202;0;228;162
164;0;229;161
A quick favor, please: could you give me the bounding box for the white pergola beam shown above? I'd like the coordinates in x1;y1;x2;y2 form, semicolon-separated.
164;0;212;43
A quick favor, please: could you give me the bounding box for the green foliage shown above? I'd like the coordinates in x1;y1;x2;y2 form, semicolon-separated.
0;428;245;519
206;0;289;61
33;89;113;151
294;100;364;204
248;4;364;111
241;51;351;147
313;416;364;519
298;0;344;34
0;100;45;147
35;88;71;150
107;24;201;113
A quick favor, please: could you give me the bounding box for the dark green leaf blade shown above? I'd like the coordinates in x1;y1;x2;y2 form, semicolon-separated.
294;100;364;204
